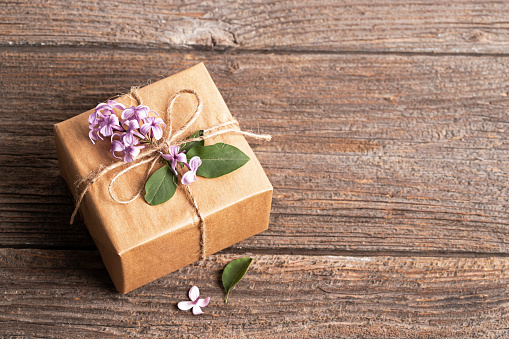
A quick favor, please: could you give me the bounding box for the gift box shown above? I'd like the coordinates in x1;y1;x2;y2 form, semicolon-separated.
54;63;273;293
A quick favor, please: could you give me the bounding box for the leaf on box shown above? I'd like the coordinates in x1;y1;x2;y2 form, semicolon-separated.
186;143;250;178
144;165;177;206
180;130;204;153
222;257;253;303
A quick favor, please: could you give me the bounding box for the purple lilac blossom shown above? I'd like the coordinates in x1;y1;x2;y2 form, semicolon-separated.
121;105;150;123
160;146;187;175
110;133;145;163
140;117;167;140
88;111;103;125
88;100;125;143
99;114;123;137
181;156;202;185
88;125;103;145
123;119;145;139
95;100;126;116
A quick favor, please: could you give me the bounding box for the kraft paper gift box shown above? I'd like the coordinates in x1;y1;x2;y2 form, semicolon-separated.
54;63;273;294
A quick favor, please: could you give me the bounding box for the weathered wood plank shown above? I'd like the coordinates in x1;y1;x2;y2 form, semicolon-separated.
0;249;508;337
2;48;509;254
2;1;509;53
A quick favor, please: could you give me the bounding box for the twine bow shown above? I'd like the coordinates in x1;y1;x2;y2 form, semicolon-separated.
70;87;271;259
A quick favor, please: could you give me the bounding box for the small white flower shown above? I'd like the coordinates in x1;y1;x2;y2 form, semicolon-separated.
177;286;210;315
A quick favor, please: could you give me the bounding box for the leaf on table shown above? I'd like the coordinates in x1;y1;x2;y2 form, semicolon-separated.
144;165;177;205
180;130;204;153
186;143;250;178
222;257;253;303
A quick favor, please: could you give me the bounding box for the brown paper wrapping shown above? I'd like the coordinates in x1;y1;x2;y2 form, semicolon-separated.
54;63;273;293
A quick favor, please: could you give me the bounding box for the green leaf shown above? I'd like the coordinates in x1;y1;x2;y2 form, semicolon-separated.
180;130;204;153
186;143;250;178
222;257;253;303
144;165;177;206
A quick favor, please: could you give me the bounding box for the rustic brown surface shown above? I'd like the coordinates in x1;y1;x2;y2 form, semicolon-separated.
1;250;509;338
2;0;509;53
1;0;509;337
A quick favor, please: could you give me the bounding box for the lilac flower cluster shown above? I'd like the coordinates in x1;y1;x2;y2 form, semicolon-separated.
89;100;201;185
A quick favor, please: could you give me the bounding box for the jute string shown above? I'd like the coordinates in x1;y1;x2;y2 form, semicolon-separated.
70;87;271;259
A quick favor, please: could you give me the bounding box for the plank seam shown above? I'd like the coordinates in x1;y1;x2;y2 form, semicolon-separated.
3;44;509;58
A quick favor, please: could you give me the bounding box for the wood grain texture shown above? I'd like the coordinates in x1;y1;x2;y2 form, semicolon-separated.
1;249;508;338
2;1;509;53
2;48;509;254
2;0;509;336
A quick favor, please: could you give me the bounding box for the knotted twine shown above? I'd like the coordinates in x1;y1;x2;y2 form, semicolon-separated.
70;87;271;259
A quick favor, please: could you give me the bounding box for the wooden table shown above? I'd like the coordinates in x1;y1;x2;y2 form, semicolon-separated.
2;1;509;337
